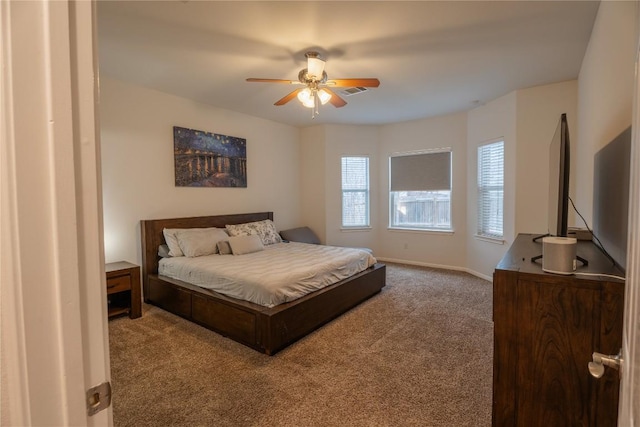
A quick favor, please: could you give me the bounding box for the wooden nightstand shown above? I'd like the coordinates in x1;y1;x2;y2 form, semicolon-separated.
105;261;141;319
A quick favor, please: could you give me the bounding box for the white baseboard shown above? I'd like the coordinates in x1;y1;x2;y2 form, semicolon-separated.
375;257;492;282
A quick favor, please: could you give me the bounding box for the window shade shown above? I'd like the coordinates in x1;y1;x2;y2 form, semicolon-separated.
477;141;504;238
390;151;451;192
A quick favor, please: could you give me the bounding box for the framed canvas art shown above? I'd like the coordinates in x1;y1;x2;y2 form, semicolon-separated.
173;126;247;187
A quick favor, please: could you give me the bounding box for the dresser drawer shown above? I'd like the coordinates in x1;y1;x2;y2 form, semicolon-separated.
106;274;131;294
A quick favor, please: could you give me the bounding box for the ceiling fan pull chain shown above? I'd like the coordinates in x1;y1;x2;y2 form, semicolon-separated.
313;91;319;118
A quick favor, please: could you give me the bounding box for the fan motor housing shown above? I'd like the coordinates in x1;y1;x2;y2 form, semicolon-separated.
298;69;328;85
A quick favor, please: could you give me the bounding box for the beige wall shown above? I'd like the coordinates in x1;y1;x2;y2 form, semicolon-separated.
299;114;468;270
299;124;381;248
101;1;637;279
299;126;328;242
323;125;381;249
464;80;578;279
466;92;517;278
576;0;636;225
377;112;469;268
101;76;616;279
515;80;579;235
100;77;301;265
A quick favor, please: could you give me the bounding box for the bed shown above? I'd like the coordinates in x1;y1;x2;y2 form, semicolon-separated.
141;212;386;355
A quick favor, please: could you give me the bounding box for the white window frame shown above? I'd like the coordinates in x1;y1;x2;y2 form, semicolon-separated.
341;156;370;229
476;139;505;242
389;149;453;232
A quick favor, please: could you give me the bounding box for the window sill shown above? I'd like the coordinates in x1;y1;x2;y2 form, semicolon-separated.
474;234;505;245
388;227;454;235
341;226;372;232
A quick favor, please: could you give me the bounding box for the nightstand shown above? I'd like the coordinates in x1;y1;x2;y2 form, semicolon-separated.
105;261;141;319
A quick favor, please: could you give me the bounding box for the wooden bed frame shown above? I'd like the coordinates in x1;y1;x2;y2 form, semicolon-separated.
140;212;386;355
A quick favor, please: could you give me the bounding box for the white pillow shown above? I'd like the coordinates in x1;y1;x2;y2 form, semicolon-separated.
163;228;187;257
175;228;229;257
225;219;282;245
217;240;232;255
158;244;171;258
228;235;264;255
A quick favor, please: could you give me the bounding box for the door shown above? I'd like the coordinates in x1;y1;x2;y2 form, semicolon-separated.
616;16;640;424
1;0;112;425
597;10;640;424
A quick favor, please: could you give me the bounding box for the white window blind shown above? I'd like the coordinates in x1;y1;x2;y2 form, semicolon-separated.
477;141;504;239
389;150;452;230
341;156;370;227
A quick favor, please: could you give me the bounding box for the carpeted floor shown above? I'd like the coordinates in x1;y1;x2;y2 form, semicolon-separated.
108;263;494;426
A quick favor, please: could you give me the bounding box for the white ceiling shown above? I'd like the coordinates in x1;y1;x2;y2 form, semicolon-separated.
97;1;599;127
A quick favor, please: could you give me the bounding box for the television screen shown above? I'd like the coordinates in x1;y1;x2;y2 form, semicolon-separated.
593;126;631;271
547;113;570;237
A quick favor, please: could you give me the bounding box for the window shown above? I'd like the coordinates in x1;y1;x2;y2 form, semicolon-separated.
389;151;452;231
477;140;504;239
341;156;370;227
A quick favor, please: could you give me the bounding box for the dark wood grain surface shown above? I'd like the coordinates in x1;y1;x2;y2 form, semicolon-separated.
106;261;141;319
496;233;624;279
492;234;624;427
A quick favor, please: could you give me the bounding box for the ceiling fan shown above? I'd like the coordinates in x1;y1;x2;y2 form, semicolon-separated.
246;51;380;118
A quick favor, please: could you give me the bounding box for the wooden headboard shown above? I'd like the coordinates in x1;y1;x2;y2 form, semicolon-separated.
140;212;273;297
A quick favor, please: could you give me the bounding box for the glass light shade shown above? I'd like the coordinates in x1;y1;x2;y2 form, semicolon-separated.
307;57;325;80
318;89;332;105
297;88;315;108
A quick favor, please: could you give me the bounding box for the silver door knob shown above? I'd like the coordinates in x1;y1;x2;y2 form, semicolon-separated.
588;350;623;379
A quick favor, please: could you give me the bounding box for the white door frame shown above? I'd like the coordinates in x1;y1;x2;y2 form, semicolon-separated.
1;1;111;425
618;6;640;424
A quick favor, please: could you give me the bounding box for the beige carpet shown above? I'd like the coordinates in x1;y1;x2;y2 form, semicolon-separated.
108;263;494;426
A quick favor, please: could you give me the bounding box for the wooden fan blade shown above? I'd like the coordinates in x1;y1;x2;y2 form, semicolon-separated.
246;78;299;84
322;88;347;108
326;78;380;88
274;89;302;106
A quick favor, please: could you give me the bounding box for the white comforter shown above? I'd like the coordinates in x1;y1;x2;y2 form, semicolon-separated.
158;242;377;308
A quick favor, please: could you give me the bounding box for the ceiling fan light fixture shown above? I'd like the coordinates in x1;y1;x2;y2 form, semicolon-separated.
297;88;315;108
247;51;379;118
318;88;332;105
307;57;325;80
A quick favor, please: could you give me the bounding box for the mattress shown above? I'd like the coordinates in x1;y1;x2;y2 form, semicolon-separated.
158;242;377;307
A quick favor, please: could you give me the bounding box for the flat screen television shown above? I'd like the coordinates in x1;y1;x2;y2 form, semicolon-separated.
593;126;631;272
547;113;571;237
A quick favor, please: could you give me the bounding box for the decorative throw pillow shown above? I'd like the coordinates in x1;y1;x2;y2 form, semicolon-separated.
279;226;321;244
228;235;264;255
225;219;282;245
175;228;229;257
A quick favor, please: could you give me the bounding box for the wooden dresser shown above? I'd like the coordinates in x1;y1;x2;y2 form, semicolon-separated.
106;261;142;319
492;234;625;426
